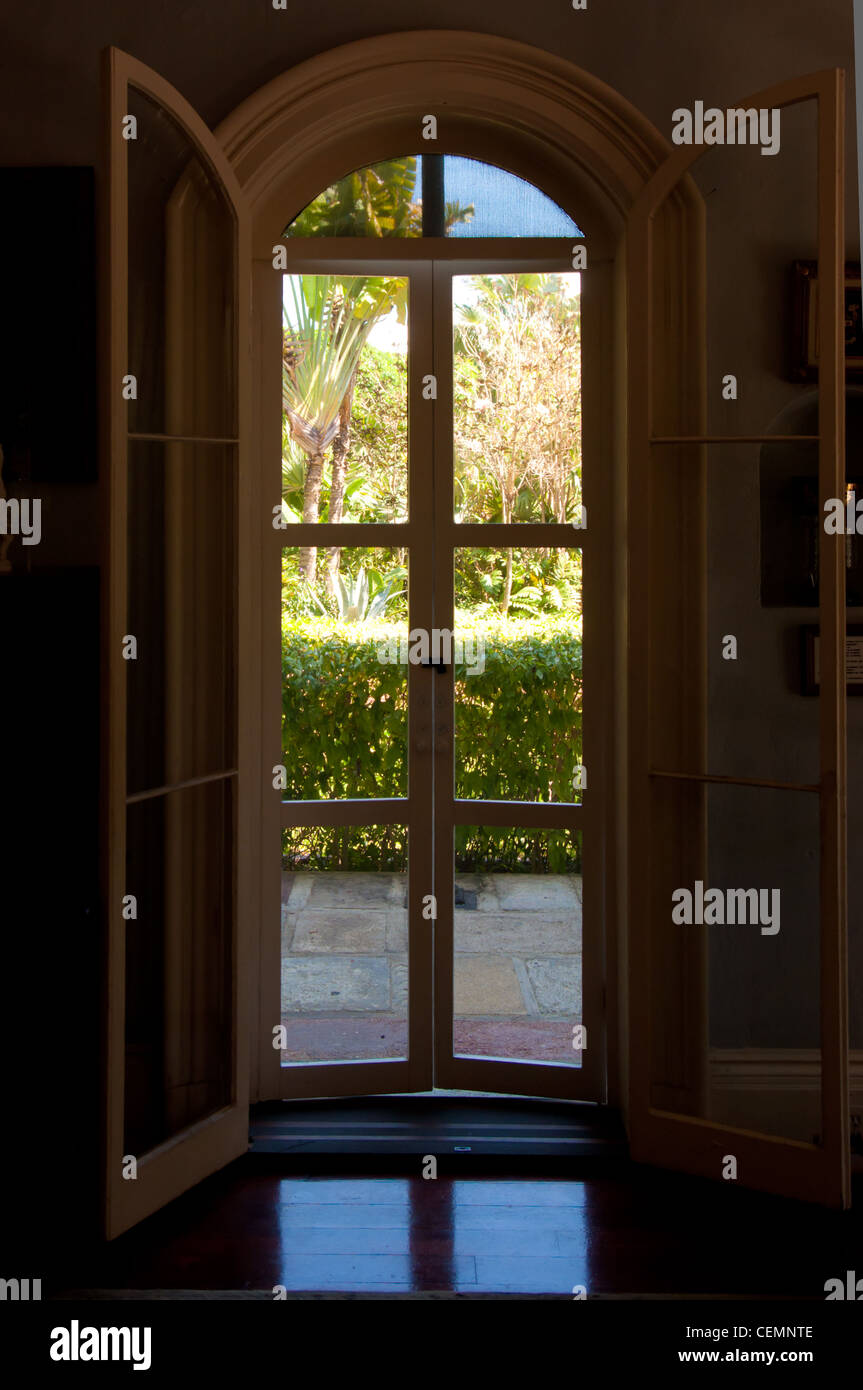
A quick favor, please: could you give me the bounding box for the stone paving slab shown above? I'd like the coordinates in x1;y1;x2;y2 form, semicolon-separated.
525;957;582;1015
282;957;390;1012
390;959;408;1012
494;876;581;910
454;913;580;955
281;912;297;951
452;875;500;909
280;871;584;1023
291;909;387;955
385;910;408;952
282;873;314;912
454;958;526;1016
453;873;581;910
306;872;403;909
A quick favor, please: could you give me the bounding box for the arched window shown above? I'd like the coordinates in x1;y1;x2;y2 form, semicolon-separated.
284;155;583;238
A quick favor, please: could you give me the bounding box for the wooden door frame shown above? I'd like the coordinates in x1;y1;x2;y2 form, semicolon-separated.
268;241;602;1103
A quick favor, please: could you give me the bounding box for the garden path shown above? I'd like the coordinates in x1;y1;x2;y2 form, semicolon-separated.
280;872;583;1065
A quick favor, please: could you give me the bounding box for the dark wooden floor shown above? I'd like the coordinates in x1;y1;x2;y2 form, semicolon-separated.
62;1158;862;1297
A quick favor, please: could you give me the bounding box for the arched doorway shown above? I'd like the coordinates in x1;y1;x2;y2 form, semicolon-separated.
265;159;593;1104
214;31;697;1119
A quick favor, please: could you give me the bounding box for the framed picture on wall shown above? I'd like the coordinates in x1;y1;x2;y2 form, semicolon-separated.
801;623;863;695
760;473;863;606
791;260;863;382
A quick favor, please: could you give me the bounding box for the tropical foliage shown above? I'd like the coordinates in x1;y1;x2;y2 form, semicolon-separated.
281;157;473;586
281;617;582;871
282;274;407;582
279;239;583;874
284;157;423;239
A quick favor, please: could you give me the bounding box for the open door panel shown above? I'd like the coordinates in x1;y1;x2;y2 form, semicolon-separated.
102;47;253;1238
626;70;849;1207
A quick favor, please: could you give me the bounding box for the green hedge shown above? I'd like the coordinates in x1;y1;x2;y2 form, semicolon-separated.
281;616;582;872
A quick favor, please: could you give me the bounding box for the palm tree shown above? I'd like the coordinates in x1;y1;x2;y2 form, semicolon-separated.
282;275;399;581
282;160;475;585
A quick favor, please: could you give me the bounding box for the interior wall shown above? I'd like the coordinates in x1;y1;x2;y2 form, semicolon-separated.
0;0;858;1261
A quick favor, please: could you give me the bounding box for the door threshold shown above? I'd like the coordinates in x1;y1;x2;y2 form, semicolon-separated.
248;1095;626;1159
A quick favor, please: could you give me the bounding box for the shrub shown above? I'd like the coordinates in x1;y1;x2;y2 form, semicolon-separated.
281;615;582;871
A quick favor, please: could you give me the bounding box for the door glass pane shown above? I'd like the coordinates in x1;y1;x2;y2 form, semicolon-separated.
281;546;409;800
281;824;408;1063
454;547;582;801
282;274;408;524
452;827;583;1066
649;441;827;788
650;99;817;440
443;157;581;237
452;272;582;523
125;778;234;1154
644;779;821;1143
127;441;236;795
698;99;817;440
126;85;236;438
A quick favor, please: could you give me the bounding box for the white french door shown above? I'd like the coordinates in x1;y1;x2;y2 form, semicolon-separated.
626;69;850;1207
430;253;601;1101
263;240;602;1105
102;48;253;1238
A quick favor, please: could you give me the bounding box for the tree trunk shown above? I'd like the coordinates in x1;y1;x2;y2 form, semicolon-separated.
501;546;513;617
298;449;326;582
500;493;513;617
325;369;358;595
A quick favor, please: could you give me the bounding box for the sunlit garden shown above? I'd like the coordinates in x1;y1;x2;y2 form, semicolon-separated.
279;158;583;872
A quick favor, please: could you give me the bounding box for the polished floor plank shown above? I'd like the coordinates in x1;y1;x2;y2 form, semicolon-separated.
473;1256;586;1293
277;1177;591;1205
274;1224;566;1257
278;1202;588;1232
274;1255;478;1289
62;1164;863;1298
